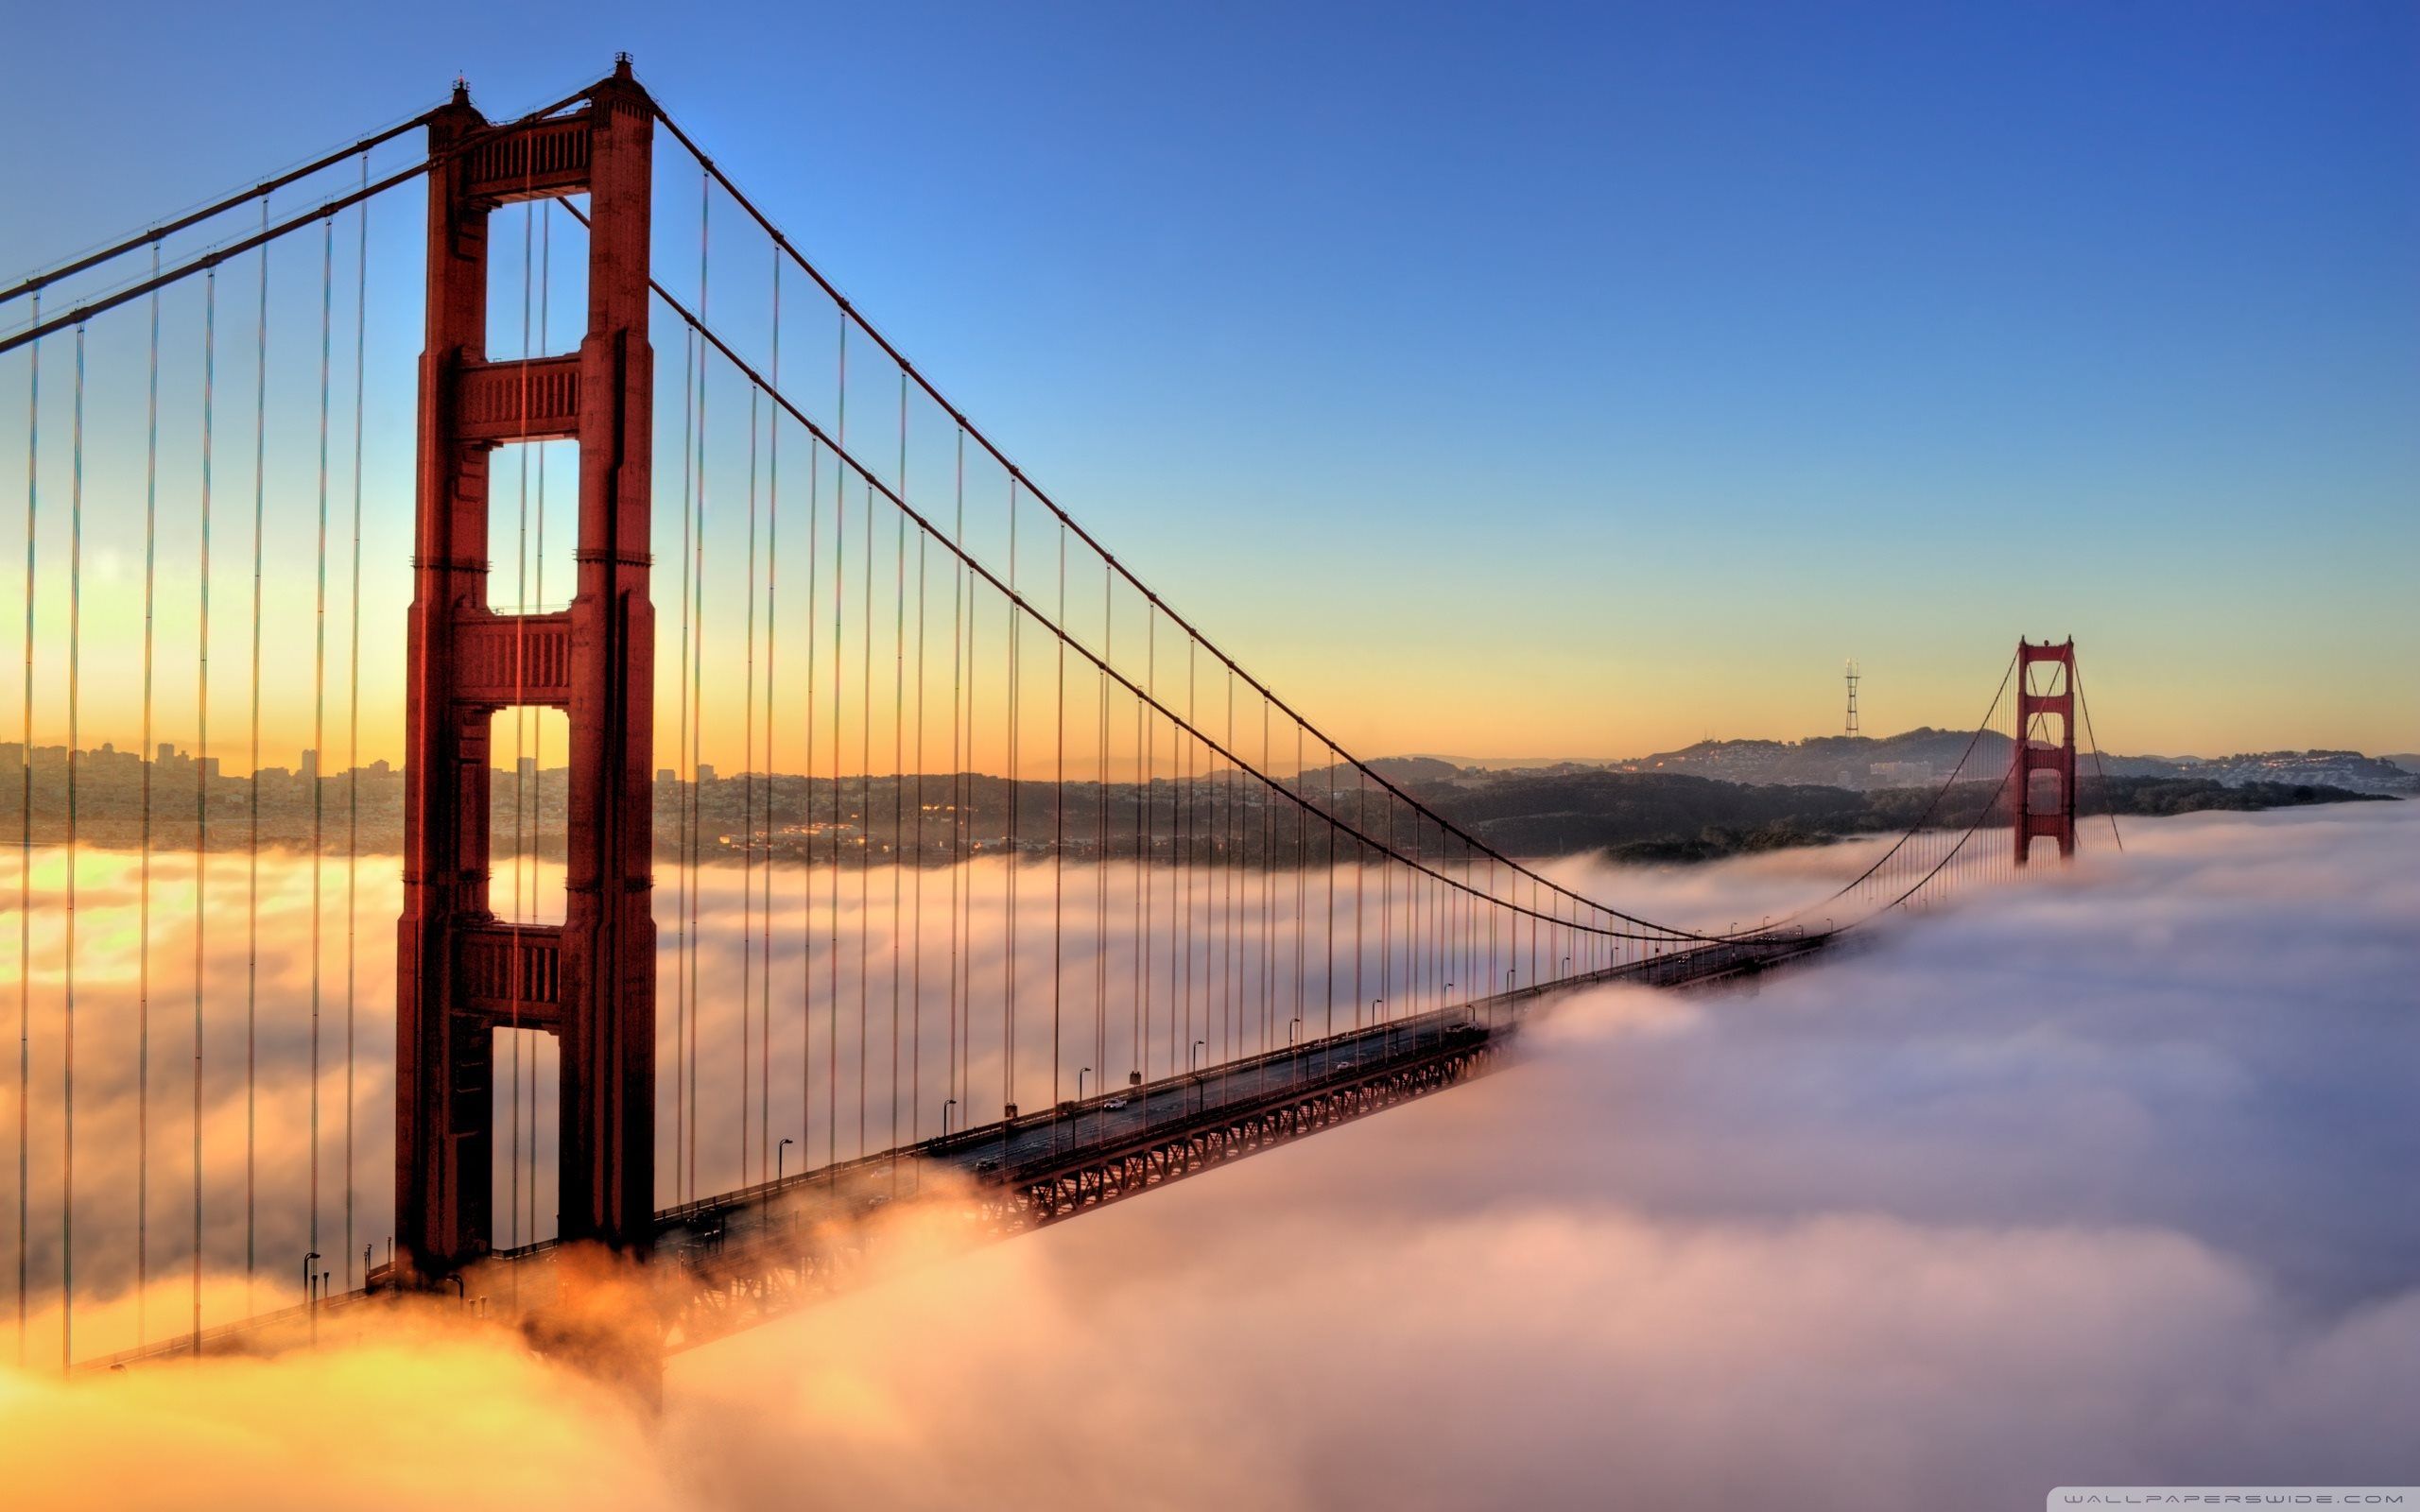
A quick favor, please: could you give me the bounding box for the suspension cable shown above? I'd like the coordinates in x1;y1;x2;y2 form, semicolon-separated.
604;249;1724;940
1767;652;2021;929
2074;662;2124;851
0;87;596;361
2;112;433;308
643;103;1719;941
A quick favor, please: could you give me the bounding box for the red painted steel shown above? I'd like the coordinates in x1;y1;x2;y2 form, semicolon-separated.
397;60;655;1277
2012;638;2078;866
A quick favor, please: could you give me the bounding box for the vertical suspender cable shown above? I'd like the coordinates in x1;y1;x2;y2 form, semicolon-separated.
244;208;267;1304
1220;671;1233;1059
1004;478;1018;1119
859;477;872;1155
13;293;31;1364
911;387;927;1149
526;199;548;1242
193;276;215;1350
1182;696;1193;1072
1051;521;1064;1108
1097;558;1109;1097
1355;774;1374;1030
506;200;530;1251
1140;607;1153;1083
827;418;842;1174
1133;605;1148;1086
674;323;693;1203
808;430;827;1160
799;430;818;1167
891;450;906;1163
1324;742;1335;1040
310;212;334;1283
945;429;962;1121
63;324;84;1367
763;265;781;1178
741;387;757;1182
957;438;974;1112
690;184;710;1194
344;155;366;1288
1262;700;1272;1050
1001;476;1021;1112
1381;787;1393;1036
139;247;161;1342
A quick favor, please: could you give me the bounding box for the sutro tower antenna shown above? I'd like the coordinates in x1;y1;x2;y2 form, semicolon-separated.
1844;660;1860;737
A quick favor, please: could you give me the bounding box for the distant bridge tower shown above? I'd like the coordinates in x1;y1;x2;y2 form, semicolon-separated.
2012;638;2077;866
396;60;657;1275
1843;660;1859;737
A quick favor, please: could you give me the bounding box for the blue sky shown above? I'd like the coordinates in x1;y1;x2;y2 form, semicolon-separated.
5;0;2414;759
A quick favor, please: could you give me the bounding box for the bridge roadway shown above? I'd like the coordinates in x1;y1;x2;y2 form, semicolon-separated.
654;929;1824;1231
83;928;1828;1372
633;927;1829;1350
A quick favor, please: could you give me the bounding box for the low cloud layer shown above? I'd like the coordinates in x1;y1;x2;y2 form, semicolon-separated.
661;804;2420;1508
5;803;2413;1507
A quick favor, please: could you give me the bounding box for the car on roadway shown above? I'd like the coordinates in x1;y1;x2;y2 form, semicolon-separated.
1102;1097;1130;1110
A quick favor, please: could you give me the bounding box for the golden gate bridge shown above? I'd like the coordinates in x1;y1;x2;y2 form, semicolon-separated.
0;59;2116;1391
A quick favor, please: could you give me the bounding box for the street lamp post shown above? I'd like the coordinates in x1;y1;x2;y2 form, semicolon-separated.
942;1097;957;1141
1191;1040;1206;1115
777;1137;793;1185
302;1251;320;1345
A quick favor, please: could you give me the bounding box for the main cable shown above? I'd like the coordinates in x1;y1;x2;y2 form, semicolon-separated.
639;106;1772;945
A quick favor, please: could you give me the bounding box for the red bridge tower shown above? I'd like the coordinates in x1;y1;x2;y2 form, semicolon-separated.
2012;638;2077;866
396;61;656;1274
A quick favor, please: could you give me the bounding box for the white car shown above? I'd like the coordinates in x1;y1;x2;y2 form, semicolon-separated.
1102;1097;1131;1110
